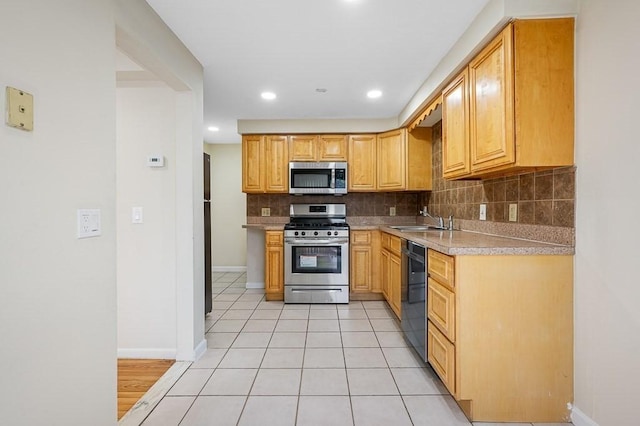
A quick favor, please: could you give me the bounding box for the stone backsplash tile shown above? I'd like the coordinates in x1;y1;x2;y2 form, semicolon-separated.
428;121;575;228
247;192;422;218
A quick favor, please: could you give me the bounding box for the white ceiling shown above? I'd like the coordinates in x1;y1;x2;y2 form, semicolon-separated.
144;0;490;143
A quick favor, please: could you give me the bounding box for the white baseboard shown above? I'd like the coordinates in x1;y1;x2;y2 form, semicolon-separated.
213;266;247;273
572;405;600;426
193;338;207;361
117;348;176;359
246;281;265;289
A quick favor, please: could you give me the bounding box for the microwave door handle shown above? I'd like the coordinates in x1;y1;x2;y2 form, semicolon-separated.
330;169;335;189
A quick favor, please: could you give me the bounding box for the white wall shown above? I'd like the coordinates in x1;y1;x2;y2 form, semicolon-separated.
0;1;116;424
573;2;640;425
117;85;177;358
204;144;247;270
114;0;205;361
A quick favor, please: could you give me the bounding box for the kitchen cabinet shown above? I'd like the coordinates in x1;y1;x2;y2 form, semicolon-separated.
426;248;573;422
441;18;574;179
241;135;289;193
264;135;289;192
377;128;433;191
264;231;284;301
289;135;348;161
242;135;264;192
350;230;381;294
347;134;377;191
377;129;406;190
380;232;402;318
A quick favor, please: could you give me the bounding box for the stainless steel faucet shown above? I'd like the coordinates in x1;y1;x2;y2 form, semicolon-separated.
420;207;444;229
448;215;454;230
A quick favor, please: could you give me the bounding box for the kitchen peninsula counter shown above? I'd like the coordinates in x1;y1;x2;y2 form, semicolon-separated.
376;226;574;256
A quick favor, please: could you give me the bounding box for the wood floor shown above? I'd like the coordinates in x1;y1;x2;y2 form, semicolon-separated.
118;358;175;420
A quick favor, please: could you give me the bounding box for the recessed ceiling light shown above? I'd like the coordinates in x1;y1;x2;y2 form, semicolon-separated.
367;89;382;99
261;92;277;100
207;126;219;132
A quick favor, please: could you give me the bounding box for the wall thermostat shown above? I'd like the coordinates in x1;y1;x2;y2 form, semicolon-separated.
147;155;165;168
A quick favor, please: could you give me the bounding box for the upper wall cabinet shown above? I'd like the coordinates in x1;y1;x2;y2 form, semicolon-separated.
348;134;377;191
442;18;574;179
242;135;289;193
289;135;348;161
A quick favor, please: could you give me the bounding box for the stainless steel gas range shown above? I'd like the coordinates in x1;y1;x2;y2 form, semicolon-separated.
283;204;349;304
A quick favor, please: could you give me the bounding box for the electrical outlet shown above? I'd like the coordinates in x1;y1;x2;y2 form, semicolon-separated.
508;204;518;222
479;204;487;221
261;207;271;217
77;209;101;238
389;206;396;216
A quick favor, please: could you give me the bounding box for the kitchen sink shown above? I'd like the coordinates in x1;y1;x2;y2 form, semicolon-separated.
389;225;448;232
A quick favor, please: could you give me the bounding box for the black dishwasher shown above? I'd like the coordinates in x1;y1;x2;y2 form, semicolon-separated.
401;240;427;361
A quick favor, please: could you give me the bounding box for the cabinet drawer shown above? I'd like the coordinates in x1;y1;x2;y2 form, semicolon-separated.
265;231;283;246
351;230;372;245
382;232;402;255
428;249;455;289
427;278;455;342
427;320;455;395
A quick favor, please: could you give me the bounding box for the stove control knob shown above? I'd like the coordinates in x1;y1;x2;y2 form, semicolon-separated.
314;231;318;236
301;231;306;236
294;231;299;236
334;231;338;236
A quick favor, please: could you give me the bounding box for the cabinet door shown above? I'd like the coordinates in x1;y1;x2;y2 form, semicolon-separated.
348;134;376;191
442;70;470;178
389;253;402;319
265;135;289;192
351;245;373;293
265;231;284;301
242;135;264;192
318;135;348;161
289;135;317;161
381;249;390;301
427;278;455;342
469;24;515;172
377;129;406;190
427;321;455;395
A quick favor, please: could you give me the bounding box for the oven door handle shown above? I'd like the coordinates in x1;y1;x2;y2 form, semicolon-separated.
285;238;349;245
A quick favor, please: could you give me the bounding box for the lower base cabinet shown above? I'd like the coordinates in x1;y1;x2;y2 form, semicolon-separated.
264;230;284;301
380;232;402;319
426;250;574;423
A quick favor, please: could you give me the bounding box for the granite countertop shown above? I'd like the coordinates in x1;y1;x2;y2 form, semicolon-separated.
243;221;574;255
378;226;574;256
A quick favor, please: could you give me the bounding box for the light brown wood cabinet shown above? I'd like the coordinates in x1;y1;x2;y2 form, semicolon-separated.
350;230;381;294
347;134;377;191
264;231;284;301
348;129;432;192
380;232;402;318
377;129;406;190
264;136;289;192
242;135;289;193
426;248;574;422
442;18;574;179
289;134;348;161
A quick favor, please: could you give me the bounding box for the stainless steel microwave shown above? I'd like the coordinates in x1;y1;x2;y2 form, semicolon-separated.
289;162;347;195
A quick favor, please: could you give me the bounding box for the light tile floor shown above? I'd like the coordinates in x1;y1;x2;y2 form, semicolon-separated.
140;272;573;426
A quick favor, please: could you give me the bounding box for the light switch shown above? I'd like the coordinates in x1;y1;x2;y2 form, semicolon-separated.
5;87;34;131
132;207;143;224
389;206;396;216
261;207;270;217
77;209;101;238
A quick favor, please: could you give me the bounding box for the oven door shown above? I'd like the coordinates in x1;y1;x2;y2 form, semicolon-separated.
284;238;349;286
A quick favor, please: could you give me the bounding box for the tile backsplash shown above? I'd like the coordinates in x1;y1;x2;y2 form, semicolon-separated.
427;122;575;228
246;192;421;218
